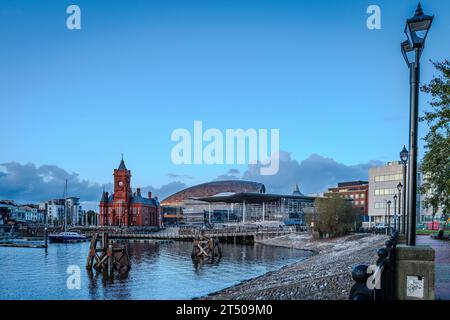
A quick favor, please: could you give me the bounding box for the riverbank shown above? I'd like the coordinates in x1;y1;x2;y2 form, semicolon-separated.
204;233;387;300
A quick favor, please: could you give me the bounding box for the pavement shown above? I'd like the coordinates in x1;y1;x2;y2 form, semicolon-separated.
417;235;450;300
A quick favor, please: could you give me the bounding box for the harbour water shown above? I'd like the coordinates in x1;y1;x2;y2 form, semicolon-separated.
0;241;311;300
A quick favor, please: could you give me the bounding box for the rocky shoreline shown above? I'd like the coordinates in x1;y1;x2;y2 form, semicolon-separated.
203;233;387;300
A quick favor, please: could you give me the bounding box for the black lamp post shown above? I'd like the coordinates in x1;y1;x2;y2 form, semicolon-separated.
393;194;398;232
400;146;408;234
397;182;403;232
401;3;433;246
387;200;392;235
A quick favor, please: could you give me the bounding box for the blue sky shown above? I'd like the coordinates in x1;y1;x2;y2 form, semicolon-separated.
0;0;449;202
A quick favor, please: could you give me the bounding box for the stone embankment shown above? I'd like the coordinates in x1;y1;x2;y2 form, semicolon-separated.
204;233;387;300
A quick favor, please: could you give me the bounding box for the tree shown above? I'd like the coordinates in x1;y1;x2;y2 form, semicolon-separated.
86;210;97;225
313;195;359;238
420;60;450;224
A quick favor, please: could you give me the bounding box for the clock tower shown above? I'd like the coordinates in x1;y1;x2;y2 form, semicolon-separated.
113;155;132;202
99;155;161;227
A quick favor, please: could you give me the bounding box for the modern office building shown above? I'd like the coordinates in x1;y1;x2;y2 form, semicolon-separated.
368;161;443;229
368;161;406;227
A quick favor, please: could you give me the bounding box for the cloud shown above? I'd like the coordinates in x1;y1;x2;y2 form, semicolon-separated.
0;162;187;206
167;173;194;180
0;153;383;207
0;162;103;202
140;182;187;200
216;168;241;181
241;151;383;195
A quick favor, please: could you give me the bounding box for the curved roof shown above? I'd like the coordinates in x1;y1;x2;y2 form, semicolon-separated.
161;180;266;206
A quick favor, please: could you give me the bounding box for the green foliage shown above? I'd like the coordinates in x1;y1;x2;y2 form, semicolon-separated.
420;60;450;219
86;210;97;225
313;195;359;238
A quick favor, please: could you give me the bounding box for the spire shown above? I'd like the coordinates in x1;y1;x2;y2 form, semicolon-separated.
292;184;303;196
118;154;127;170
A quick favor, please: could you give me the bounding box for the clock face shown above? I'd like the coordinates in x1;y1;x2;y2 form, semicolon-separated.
118;181;123;188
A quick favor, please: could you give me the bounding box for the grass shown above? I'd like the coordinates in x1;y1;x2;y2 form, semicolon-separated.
416;229;450;236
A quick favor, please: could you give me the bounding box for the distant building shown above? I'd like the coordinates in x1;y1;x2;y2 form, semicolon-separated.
163;182;316;226
39;199;65;226
325;181;369;216
0;200;42;224
368;161;406;227
418;171;445;229
161;180;266;225
39;198;84;226
99;157;161;227
65;197;83;225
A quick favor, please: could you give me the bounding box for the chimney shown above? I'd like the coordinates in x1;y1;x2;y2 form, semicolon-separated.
137;188;141;196
105;192;109;200
148;192;152;199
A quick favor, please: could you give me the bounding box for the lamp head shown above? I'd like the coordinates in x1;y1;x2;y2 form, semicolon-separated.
400;145;409;164
405;3;434;49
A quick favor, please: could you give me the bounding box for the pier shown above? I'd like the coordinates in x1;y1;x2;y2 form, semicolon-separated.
71;226;296;244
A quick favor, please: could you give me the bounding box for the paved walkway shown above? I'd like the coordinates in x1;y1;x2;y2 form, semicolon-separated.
417;235;450;300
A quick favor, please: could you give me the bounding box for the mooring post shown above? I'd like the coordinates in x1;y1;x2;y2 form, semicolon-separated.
108;242;113;278
44;208;48;254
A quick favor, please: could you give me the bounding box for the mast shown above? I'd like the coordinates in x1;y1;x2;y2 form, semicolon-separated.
63;179;68;232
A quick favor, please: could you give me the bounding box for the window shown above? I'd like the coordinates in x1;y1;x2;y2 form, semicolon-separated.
374;202;385;209
374;173;403;183
360;193;365;199
375;188;396;196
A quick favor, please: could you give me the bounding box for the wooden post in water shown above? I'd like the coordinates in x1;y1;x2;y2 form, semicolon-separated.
86;232;131;279
191;234;222;263
44;204;48;254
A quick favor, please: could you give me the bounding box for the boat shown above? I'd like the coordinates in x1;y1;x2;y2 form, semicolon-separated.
48;231;87;243
48;180;87;244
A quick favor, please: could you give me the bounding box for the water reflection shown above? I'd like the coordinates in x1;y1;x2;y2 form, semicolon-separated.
0;241;311;300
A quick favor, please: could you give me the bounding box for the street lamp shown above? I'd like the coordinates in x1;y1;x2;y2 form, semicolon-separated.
397;182;403;232
393;194;398;232
401;3;433;246
387;200;392;235
399;147;408;234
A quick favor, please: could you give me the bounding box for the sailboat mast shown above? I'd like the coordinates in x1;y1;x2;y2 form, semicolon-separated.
63;179;68;232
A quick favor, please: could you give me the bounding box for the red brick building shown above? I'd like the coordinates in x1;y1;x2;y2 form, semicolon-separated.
325;181;369;215
99;158;161;227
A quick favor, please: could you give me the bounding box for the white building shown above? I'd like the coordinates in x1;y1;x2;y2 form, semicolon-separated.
65;197;83;225
368;161;445;230
368;161;406;227
39;198;84;226
39;199;65;225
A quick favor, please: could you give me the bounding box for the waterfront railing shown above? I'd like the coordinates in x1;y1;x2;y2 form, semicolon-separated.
349;231;398;300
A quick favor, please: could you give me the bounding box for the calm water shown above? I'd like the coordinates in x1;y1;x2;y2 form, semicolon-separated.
0;241;310;300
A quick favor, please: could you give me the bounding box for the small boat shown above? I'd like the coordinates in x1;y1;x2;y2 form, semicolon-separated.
48;231;87;243
47;180;87;244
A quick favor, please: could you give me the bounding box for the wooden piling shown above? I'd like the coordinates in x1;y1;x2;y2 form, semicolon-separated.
86;232;131;279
